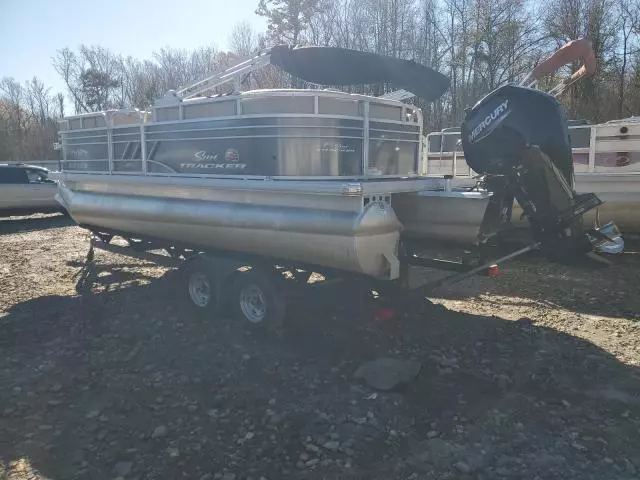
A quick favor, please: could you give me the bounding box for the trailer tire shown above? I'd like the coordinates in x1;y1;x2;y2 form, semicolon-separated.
231;269;286;329
183;258;218;316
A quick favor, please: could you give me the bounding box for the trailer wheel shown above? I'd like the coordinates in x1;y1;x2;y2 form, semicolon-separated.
232;270;286;329
183;258;217;314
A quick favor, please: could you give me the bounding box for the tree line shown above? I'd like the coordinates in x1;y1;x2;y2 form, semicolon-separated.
2;0;640;162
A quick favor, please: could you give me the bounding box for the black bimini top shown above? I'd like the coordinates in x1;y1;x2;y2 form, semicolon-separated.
269;45;450;103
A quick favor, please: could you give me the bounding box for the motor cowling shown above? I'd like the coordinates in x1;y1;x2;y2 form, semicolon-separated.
462;84;574;182
461;84;602;258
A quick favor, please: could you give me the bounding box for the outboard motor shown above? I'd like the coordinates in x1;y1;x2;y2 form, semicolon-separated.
460;38;618;260
461;84;602;259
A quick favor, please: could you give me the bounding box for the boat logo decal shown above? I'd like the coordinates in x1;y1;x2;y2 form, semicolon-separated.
468;99;510;144
225;148;240;162
194;150;219;162
181;150;247;170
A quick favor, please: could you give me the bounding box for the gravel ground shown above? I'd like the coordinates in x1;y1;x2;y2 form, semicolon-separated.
1;214;639;480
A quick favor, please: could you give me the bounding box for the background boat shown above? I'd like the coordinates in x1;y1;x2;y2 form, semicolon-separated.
424;118;640;234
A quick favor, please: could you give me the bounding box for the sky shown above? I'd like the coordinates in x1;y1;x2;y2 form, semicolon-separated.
0;0;267;97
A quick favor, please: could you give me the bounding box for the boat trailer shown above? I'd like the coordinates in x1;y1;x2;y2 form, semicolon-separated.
76;229;543;328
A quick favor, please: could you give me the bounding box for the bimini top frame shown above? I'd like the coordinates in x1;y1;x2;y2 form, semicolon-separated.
175;51;273;100
159;45;450;105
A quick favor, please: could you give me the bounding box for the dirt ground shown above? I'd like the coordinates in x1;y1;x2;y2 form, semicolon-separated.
1;214;639;480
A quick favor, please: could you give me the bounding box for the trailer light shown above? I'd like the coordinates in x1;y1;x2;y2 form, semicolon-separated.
487;264;501;277
374;307;395;322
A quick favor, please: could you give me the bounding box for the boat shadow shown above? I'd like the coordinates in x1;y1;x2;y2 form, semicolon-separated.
0;265;639;479
0;213;73;235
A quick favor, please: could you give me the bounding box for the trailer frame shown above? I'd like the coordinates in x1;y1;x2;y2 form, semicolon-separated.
77;226;540;328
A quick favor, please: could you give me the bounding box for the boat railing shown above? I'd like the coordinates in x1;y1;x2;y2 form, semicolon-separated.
424;121;640;177
58;90;425;180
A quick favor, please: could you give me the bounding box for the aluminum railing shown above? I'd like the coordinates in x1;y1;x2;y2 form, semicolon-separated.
423;122;640;177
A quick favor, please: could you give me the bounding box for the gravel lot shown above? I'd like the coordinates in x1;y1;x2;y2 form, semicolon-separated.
1;214;639;480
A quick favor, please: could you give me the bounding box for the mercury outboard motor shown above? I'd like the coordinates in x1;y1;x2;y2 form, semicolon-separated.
459;37;619;259
461;84;603;259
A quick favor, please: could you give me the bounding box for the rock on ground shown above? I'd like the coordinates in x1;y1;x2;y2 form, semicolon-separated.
354;357;422;390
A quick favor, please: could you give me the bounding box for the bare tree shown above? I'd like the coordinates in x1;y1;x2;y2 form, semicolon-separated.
56;92;65;118
0;77;62;161
52;48;87;114
52;46;123;113
229;20;261;56
627;52;640;112
614;0;640;116
0;78;26;160
256;0;320;44
543;0;618;120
